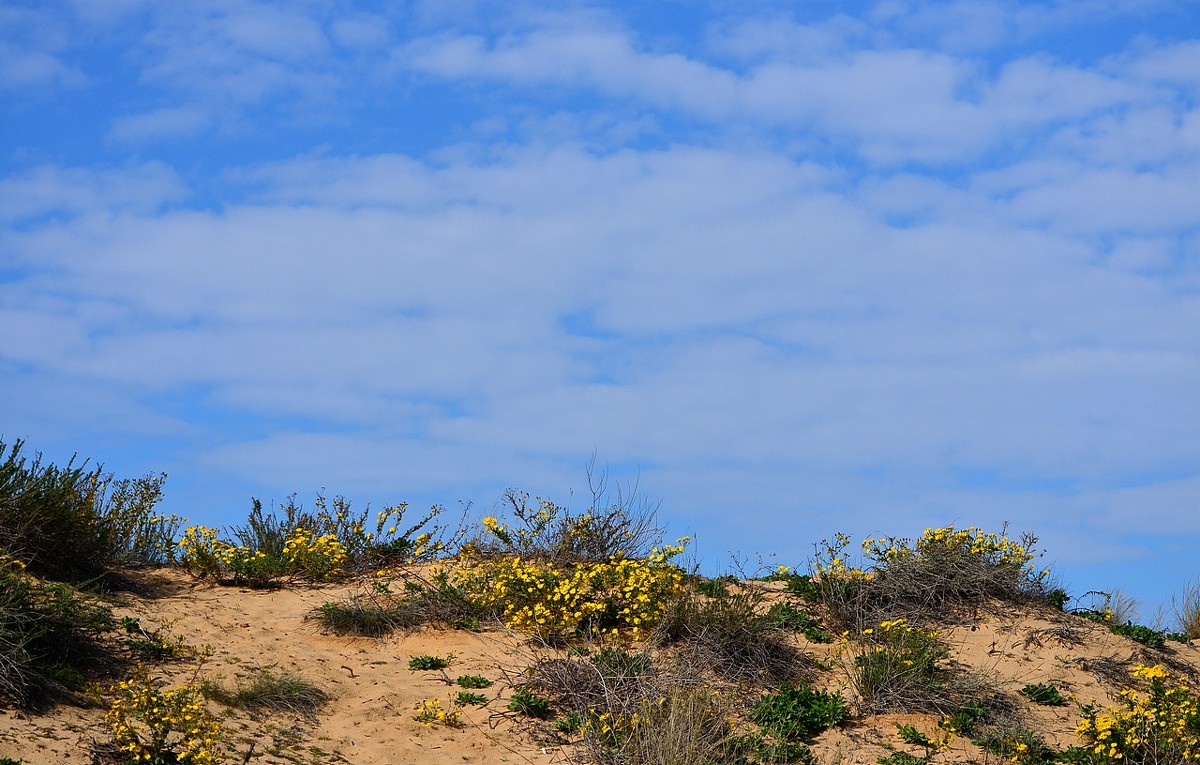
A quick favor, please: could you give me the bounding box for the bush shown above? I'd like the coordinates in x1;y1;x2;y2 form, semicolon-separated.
652;589;812;685
0;555;116;708
1108;622;1167;650
106;668;222;765
746;684;848;756
765;602;833;643
179;493;446;587
577;685;750;765
508;687;552;718
1075;664;1200;765
1172;578;1200;640
470;464;664;566
848;618;951;714
454;540;688;641
815;526;1053;630
0;440;175;582
309;569;491;637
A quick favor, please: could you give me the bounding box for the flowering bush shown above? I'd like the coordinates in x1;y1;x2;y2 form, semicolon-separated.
814;526;1053;629
1074;664;1200;764
106;668;222;765
178;524;347;587
848;618;949;713
453;539;689;640
281;528;348;582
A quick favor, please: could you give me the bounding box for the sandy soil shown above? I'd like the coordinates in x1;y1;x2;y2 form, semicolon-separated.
1;569;1197;765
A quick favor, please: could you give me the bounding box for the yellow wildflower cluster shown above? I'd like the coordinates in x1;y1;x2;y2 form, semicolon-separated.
454;539;689;639
177;524;348;585
584;708;646;747
106;669;221;765
863;526;1035;571
281;528;348;581
414;696;464;727
1076;664;1200;764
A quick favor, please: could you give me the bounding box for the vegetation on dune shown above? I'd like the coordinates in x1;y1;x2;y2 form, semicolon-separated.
3;436;1200;765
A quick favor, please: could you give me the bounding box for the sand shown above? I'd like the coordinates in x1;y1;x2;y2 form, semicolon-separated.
1;568;1197;765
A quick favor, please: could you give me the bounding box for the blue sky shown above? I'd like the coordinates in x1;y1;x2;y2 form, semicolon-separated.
3;0;1199;617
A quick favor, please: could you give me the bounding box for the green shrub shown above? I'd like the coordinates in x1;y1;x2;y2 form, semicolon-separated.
895;722;936;748
939;702;986;737
850;618;950;714
554;711;582;733
765;602;832;643
748;684;848;742
0;555;116;707
742;684;845;763
1108;622;1167;650
0;440;175;582
456;674;493;689
1020;682;1066;706
408;654;452;671
508;687;551;718
454;691;488;706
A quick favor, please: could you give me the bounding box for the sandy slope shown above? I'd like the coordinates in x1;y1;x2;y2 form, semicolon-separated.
1;569;1197;765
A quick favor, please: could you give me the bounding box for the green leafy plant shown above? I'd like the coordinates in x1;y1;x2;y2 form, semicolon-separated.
454;691;488;706
765;602;833;643
508;687;552;718
456;674;493;689
554;711;582;733
1108;622;1167;649
939;701;986;738
749;684;848;740
895;722;936;748
745;683;847;763
408;654;453;671
878;752;925;765
1020;682;1066;706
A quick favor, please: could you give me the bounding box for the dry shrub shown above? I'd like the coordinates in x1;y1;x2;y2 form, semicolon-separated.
651;589;813;686
309;569;492;636
1172;577;1200;640
815;527;1054;632
527;646;749;765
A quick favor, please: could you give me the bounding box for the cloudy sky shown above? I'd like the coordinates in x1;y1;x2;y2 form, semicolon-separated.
3;0;1198;614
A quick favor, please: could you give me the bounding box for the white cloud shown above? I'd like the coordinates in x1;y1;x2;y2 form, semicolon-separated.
0;162;186;222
